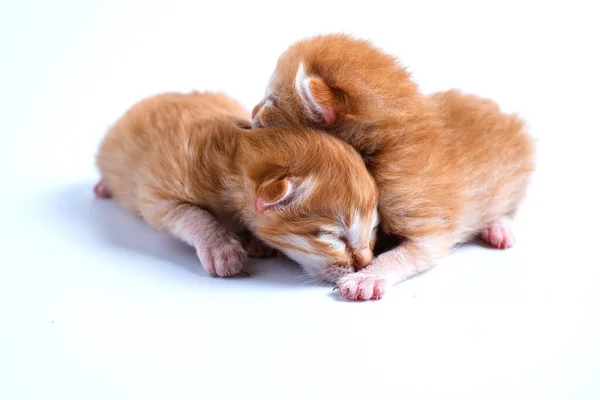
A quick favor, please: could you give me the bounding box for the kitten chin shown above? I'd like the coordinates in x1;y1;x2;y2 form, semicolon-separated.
253;33;535;300
95;90;379;282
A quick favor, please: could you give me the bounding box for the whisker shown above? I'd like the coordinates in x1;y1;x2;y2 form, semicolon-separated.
299;273;321;286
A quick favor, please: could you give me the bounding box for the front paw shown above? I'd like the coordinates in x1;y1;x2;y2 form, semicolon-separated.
336;273;389;301
196;232;247;277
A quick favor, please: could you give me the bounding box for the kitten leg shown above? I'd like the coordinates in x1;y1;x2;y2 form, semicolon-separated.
239;230;278;258
337;236;451;301
93;179;112;198
161;204;247;277
480;218;515;249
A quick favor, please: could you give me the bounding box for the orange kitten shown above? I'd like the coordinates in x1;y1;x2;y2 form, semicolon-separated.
95;91;379;282
252;34;535;300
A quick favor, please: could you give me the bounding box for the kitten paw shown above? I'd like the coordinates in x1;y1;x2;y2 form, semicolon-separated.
336;273;389;301
196;233;247;277
240;232;278;258
93;179;112;198
480;218;515;249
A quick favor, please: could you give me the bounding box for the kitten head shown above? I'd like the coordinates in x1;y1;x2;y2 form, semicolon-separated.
240;126;379;282
251;34;418;149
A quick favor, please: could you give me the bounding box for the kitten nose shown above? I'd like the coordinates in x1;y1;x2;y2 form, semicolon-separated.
353;249;373;270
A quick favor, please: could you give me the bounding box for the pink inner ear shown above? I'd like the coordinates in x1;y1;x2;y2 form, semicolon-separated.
321;105;337;125
256;198;268;213
256;180;294;213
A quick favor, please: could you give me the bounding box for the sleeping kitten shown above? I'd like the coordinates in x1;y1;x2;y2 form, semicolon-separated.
252;34;535;300
95;91;379;283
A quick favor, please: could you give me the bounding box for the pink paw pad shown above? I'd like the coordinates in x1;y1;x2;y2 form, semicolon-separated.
93;180;112;199
480;219;516;249
336;274;388;301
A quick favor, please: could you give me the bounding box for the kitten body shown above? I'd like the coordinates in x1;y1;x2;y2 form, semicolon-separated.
252;34;535;300
96;91;379;282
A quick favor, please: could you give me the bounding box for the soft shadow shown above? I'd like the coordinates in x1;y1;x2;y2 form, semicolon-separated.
51;182;304;287
373;228;403;256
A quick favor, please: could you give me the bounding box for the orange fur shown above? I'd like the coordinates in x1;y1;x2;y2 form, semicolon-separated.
252;34;535;300
96;91;379;281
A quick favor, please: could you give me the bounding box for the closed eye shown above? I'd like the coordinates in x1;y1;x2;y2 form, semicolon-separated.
370;225;378;240
318;229;339;236
319;229;350;241
318;231;348;252
265;95;277;108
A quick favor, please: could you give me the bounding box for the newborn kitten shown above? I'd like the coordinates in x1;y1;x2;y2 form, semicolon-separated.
252;34;535;300
95;91;379;283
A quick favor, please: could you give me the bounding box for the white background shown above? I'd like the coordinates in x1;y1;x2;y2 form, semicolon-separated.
1;1;599;399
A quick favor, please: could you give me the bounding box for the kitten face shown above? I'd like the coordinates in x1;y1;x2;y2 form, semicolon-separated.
251;34;414;145
251;37;344;130
251;71;304;129
253;178;379;282
241;126;380;282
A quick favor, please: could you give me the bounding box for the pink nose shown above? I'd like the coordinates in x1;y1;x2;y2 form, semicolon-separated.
353;249;373;270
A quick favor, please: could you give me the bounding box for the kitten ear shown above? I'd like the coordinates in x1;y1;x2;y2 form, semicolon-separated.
256;178;295;213
295;62;337;126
